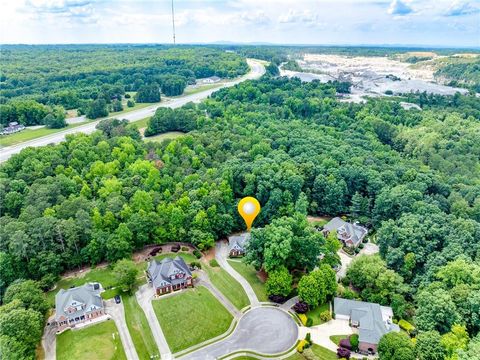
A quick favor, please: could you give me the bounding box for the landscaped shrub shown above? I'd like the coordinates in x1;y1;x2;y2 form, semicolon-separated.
362;237;368;243
339;338;351;350
297;339;307;353
398;319;416;335
181;246;189;251
298;313;308;326
337;347;351;359
269;294;287;303
293;301;309;313
306;332;311;344
306;317;313;327
319;310;332;322
358;243;365;249
349;334;359;351
189;261;201;269
354;247;361;254
209;259;219;267
193;250;202;259
343;247;355;255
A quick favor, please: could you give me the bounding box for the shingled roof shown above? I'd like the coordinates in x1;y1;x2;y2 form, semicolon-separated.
147;256;192;289
55;283;103;321
324;217;367;246
334;297;399;345
227;232;251;253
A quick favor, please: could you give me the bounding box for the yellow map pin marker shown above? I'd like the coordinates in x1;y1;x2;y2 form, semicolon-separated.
238;196;261;231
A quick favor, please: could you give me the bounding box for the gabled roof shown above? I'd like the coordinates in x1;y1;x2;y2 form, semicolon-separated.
334;297;399;345
55;283;103;321
147;256;192;289
227;232;251;252
324;217;367;246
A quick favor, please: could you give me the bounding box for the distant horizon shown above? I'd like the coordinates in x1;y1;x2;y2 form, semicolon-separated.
2;42;479;51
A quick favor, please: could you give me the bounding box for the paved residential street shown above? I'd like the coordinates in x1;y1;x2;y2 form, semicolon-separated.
105;300;140;360
180;307;298;360
135;284;173;360
0;59;265;163
215;242;260;307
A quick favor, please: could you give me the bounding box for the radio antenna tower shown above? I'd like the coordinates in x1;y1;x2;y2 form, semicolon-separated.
171;0;176;45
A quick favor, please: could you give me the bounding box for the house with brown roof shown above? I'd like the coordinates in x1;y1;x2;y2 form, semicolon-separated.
146;256;193;295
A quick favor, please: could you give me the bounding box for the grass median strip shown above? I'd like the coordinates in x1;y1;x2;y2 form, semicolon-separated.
204;263;250;310
227;260;268;302
122;294;159;360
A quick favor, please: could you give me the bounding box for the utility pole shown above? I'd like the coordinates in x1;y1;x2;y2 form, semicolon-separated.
171;0;176;45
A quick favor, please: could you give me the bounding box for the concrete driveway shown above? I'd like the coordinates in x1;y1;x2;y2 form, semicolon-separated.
105;300;139;360
298;318;353;352
41;318;57;360
135;284;172;360
180;307;298;360
215;242;260;307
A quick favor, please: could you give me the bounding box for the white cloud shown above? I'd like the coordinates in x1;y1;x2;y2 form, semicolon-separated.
387;0;413;15
445;0;480;16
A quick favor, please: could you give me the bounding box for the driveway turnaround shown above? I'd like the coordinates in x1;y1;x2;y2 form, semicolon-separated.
298;318;353;352
136;285;173;359
0;59;265;163
215;242;260;307
180;307;298;360
105;300;140;360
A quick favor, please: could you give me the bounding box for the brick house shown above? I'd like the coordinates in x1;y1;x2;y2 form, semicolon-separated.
146;256;193;295
334;297;400;354
227;232;250;257
322;217;368;248
55;283;105;332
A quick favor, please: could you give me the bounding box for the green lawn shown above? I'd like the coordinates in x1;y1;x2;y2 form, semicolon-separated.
154;252;198;264
0;122;88;147
144;131;185;142
181;83;223;96
152;286;233;353
122;294;159;359
204;263;250;310
306;302;330;326
110;101;156;117
329;335;349;346
56;320;126;360
286;353;306;360
227;260;268;302
310;344;337;360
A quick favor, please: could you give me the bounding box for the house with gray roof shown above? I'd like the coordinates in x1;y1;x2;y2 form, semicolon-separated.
55;283;105;331
334;297;399;354
322;217;368;248
146;256;193;295
228;232;251;257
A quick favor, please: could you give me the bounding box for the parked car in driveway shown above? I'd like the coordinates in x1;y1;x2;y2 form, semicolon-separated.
114;295;121;304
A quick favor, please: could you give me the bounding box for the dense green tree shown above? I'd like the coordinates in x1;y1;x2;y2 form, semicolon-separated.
113;259;139;293
378;332;415;360
415;331;446;360
136;84;161;103
3;280;48;315
265;266;292;297
86;98;108;119
298;271;325;308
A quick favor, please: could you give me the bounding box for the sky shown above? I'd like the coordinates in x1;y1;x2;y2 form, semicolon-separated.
1;0;479;47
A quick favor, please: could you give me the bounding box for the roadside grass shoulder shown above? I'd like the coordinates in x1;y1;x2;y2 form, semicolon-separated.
0;122;88;147
56;320;127;360
151;286;233;353
227;260;268;302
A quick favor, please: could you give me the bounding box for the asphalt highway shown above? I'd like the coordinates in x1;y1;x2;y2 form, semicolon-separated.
0;59;265;163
